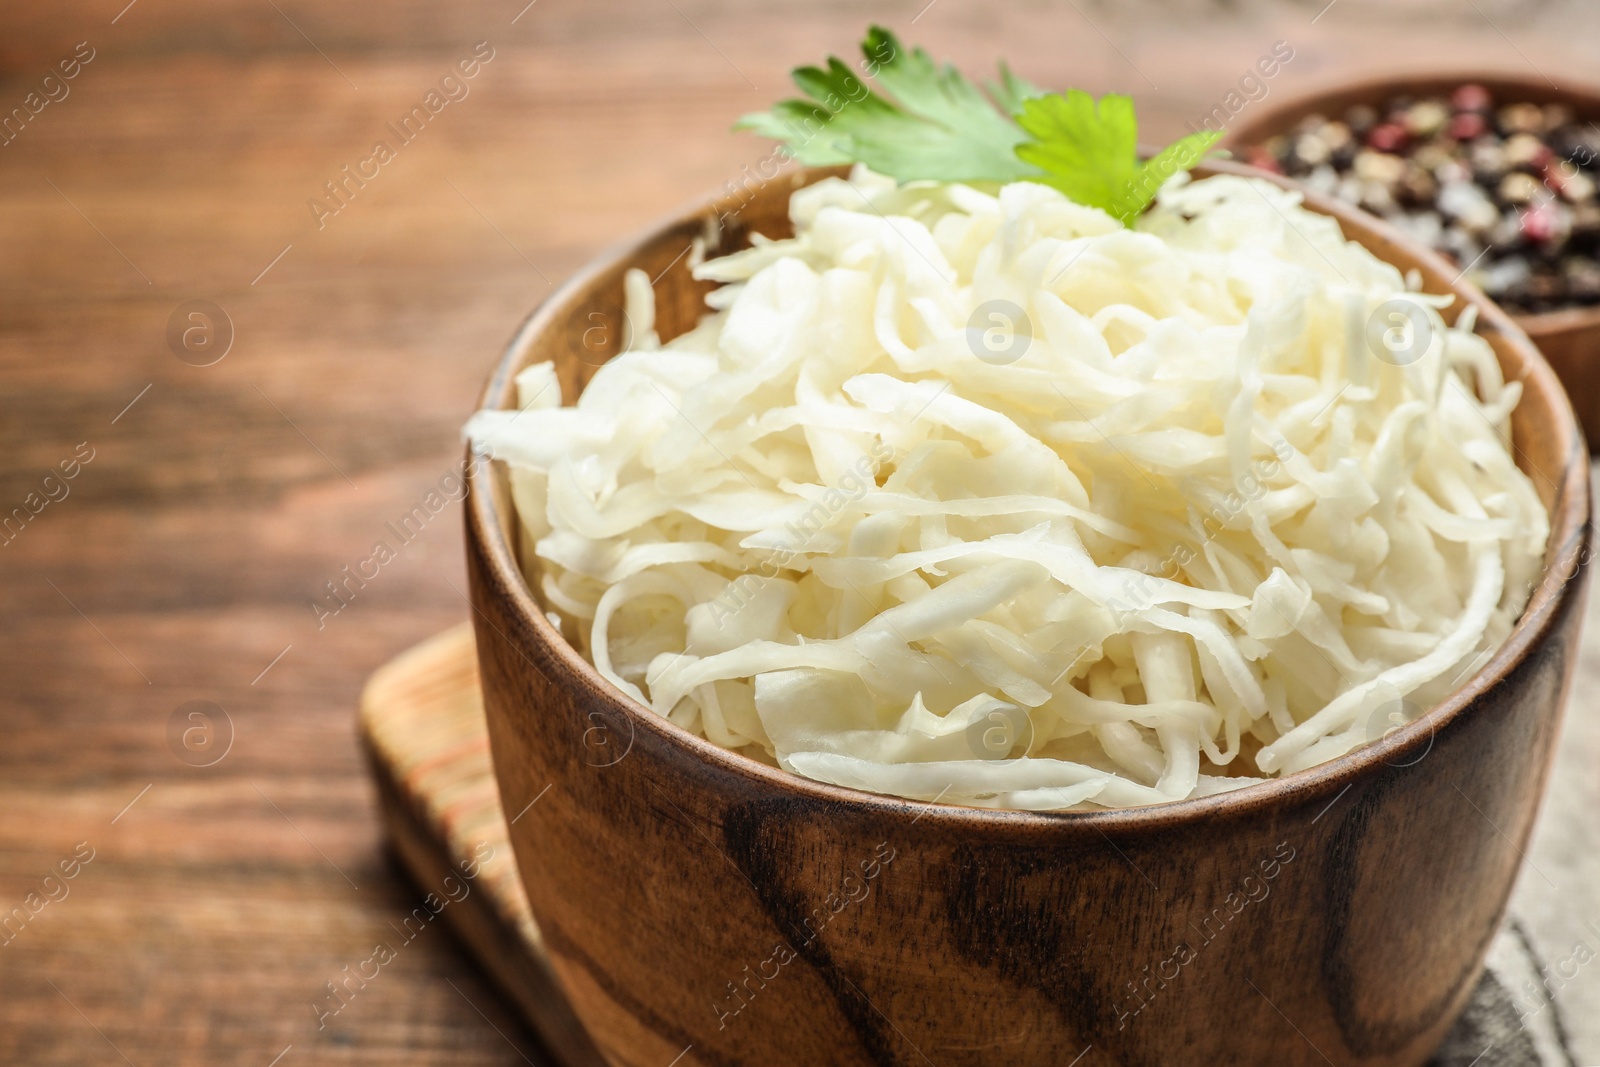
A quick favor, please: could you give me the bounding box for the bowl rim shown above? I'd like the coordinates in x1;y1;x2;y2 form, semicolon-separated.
465;162;1591;832
1220;67;1600;335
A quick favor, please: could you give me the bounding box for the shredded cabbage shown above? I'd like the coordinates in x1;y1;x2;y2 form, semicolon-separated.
466;166;1548;810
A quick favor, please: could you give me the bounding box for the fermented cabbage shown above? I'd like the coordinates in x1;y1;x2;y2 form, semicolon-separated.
466;166;1547;810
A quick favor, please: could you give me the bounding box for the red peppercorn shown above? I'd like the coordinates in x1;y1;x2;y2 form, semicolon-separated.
1522;202;1559;243
1448;112;1487;141
1245;147;1283;174
1452;84;1493;113
1367;123;1408;153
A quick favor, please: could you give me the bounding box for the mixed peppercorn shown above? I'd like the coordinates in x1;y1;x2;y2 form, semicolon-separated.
1246;85;1600;313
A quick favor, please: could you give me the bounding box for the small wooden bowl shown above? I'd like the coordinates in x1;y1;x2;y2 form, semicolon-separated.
1225;71;1600;448
465;164;1591;1067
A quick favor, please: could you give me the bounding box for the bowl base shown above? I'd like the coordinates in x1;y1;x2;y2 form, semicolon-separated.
357;625;1571;1067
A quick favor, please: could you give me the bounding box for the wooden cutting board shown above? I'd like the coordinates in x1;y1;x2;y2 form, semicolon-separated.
358;626;1574;1067
358;624;607;1067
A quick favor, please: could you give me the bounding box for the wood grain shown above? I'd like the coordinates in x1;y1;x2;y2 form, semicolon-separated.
361;622;1588;1067
4;1;1600;1064
358;623;608;1067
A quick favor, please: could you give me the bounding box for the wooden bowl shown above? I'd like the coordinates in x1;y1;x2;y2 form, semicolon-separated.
1224;71;1600;449
464;164;1591;1067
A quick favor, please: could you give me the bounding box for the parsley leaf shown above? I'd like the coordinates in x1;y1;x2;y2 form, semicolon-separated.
1014;91;1220;223
987;62;1047;117
735;27;1040;183
1014;90;1140;217
738;28;1221;225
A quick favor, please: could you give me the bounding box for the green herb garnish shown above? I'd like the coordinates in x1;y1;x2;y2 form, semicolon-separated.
737;26;1222;226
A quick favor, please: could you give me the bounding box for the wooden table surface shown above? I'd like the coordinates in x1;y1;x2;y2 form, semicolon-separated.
3;0;1599;1063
